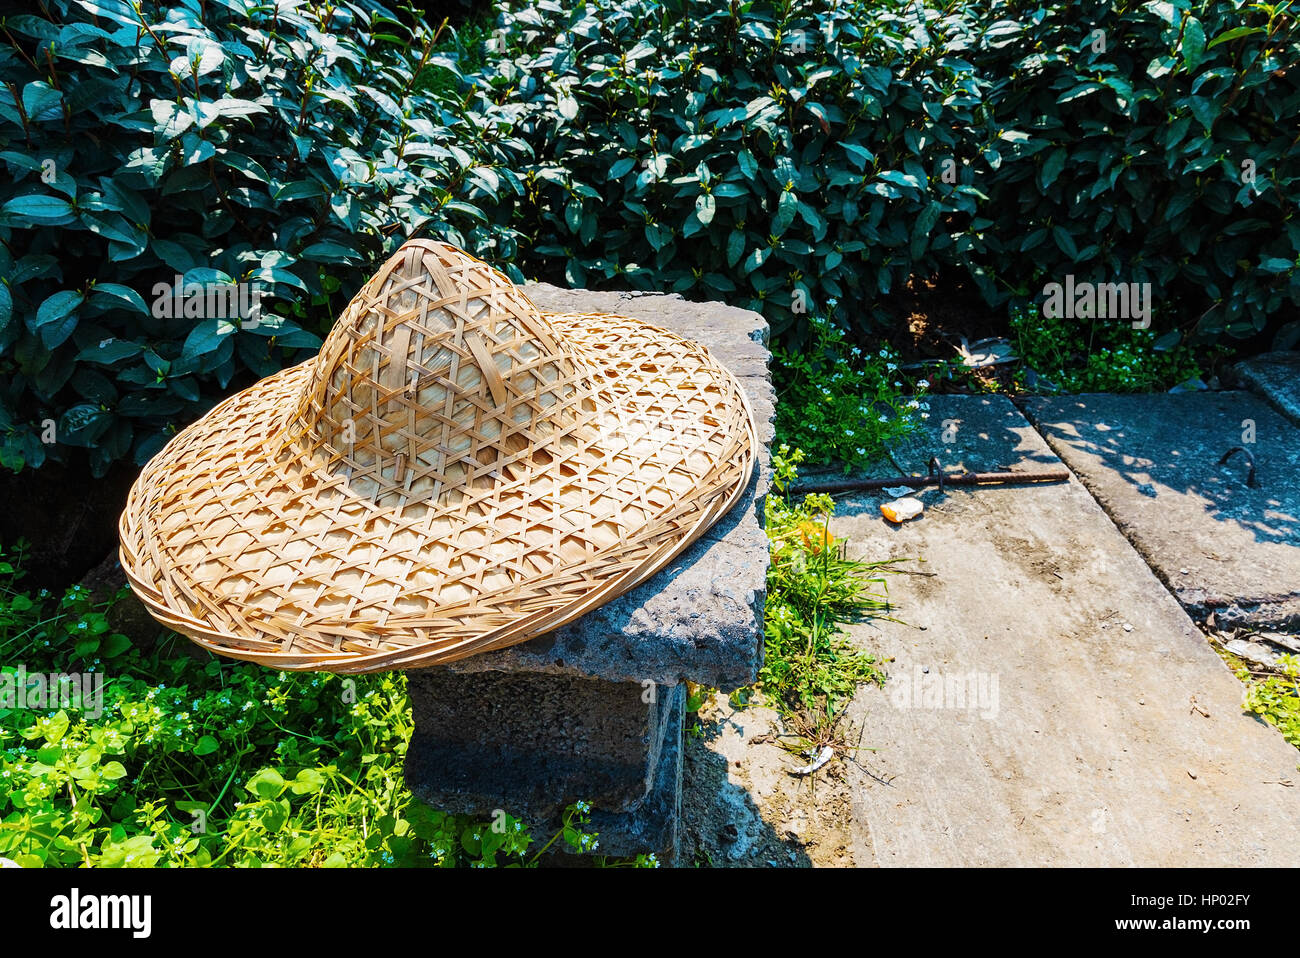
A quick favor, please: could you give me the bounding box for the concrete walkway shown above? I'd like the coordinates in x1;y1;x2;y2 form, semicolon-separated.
685;394;1300;866
1024;393;1300;630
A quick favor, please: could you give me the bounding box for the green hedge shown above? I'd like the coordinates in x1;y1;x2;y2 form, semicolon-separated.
3;0;1297;475
0;0;525;475
480;0;1299;344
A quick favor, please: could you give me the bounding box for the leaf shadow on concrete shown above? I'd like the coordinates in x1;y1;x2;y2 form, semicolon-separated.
1023;393;1300;548
1017;393;1300;629
826;395;1066;523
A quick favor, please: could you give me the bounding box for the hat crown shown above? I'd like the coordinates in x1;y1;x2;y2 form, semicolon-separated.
293;240;589;497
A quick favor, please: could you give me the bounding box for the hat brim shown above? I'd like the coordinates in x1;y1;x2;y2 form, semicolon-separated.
119;310;756;672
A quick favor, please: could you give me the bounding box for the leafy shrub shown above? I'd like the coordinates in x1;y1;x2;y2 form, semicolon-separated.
481;0;984;337
473;0;1299;348
772;309;929;472
1237;654;1300;751
1007;303;1208;393
8;0;1299;474
0;544;657;867
0;0;527;475
968;0;1300;345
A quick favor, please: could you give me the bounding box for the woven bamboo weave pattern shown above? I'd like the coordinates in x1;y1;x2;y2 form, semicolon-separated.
118;240;756;672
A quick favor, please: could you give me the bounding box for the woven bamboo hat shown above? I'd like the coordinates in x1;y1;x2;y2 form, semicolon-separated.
119;240;756;673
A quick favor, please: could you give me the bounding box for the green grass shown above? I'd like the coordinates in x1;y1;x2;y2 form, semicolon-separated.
758;447;901;720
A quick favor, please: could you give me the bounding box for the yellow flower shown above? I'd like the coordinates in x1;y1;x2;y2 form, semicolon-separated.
797;520;833;555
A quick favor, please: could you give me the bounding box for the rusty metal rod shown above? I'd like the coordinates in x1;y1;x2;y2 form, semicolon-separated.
789;456;1070;496
1217;446;1260;488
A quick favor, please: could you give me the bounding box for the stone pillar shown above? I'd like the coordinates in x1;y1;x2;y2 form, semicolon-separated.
407;672;685;856
404;286;774;862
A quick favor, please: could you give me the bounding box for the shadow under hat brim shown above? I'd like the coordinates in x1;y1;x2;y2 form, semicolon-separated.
119;310;756;673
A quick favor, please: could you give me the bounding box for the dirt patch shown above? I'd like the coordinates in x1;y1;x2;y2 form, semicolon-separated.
880;271;1003;363
679;696;864;867
0;459;136;590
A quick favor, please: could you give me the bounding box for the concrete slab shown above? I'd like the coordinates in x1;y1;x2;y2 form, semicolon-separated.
830;396;1300;866
1024;393;1300;630
1235;351;1300;426
436;283;774;691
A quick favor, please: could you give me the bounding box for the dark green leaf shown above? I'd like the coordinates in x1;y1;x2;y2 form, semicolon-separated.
89;283;150;315
36;290;84;331
1206;26;1266;50
182;319;238;360
1181;16;1206;72
2;194;75;224
77;337;144;364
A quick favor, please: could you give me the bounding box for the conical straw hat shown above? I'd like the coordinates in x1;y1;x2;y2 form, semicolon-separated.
119;240;756;672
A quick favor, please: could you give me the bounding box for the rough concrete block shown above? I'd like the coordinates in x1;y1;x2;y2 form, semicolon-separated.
406;675;684;862
406;669;670;819
1235;351;1300;427
405;286;771;863
580;684;684;861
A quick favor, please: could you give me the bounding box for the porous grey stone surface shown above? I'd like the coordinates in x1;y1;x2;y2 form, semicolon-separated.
1235;351;1300;427
406;676;684;861
406;670;671;819
1024;392;1300;629
435;284;774;692
579;684;684;861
